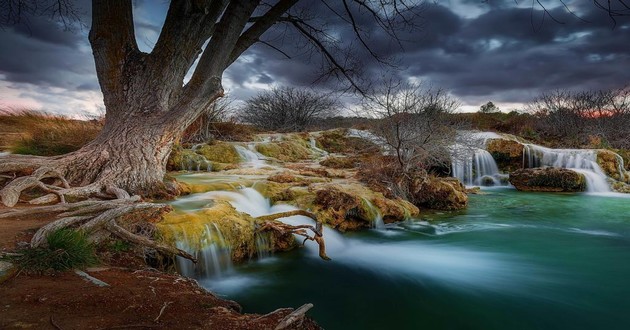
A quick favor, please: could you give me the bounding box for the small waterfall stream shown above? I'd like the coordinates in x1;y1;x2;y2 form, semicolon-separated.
450;132;507;186
176;223;233;278
523;144;611;193
234;145;267;168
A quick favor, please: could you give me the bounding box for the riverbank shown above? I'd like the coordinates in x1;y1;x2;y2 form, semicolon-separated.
0;208;320;330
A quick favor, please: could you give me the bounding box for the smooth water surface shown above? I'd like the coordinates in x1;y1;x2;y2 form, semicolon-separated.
195;188;630;330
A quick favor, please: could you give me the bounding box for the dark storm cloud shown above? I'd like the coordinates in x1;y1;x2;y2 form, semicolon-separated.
1;0;629;115
222;1;629;108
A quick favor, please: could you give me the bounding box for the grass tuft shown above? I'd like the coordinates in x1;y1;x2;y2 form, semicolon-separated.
2;229;98;273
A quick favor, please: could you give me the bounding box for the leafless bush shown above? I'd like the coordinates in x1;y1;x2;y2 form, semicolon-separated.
362;80;461;174
239;87;339;132
529;87;630;148
182;96;235;143
358;80;464;200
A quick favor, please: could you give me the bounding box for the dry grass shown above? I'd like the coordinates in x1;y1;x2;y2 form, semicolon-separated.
0;109;103;156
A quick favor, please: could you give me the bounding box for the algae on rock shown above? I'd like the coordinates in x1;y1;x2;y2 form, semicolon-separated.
509;168;586;192
255;140;313;162
158;201;295;263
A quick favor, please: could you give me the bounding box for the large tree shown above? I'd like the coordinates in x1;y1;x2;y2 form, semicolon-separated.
0;0;422;205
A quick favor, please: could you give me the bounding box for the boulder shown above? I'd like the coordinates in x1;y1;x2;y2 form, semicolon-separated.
255;141;313;162
159;202;295;263
167;145;211;171
410;176;468;210
196;142;242;164
509;168;586;192
486;138;524;172
295;184;419;231
597;150;629;183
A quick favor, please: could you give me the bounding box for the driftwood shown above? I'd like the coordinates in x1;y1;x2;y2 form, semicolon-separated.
274;303;314;330
256;210;330;261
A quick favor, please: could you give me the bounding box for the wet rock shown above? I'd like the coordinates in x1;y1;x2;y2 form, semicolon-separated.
307;184;418;231
167;145;211;171
410;177;468;210
196;142;242;164
255;140;313;162
597;150;629;183
486;138;524;172
509;168;586;192
159;202;295;263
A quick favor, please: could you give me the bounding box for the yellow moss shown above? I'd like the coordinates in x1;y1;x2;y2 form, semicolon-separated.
158;202;257;261
298;183;419;231
252;181;298;203
196;142;242;164
597;150;625;181
167;145;210;171
255;141;313;162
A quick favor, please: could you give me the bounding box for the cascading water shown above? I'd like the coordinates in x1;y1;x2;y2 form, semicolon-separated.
176;223;233;278
309;137;328;156
450;132;507;186
234;145;267;168
523;144;611;193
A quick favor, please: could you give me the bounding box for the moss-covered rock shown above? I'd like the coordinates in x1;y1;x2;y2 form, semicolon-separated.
158;202;295;263
410;177;468;210
255;141;313;162
167;145;211;171
294;184;419;231
509;168;586;192
315;129;378;154
253;181;297;203
611;181;630;193
486;138;524;172
597;150;629;183
196;142;241;164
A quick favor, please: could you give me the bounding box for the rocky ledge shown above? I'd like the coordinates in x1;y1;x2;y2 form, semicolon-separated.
509;168;586;192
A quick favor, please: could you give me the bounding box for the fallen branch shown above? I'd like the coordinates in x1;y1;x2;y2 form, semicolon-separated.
274;303;314;330
107;222;197;263
256;211;330;261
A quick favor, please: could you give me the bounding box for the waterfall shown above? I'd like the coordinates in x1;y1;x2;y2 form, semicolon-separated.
255;232;272;260
361;198;385;229
523;144;611;192
176;223;233;278
309;137;328;156
450;132;507;187
234;145;266;168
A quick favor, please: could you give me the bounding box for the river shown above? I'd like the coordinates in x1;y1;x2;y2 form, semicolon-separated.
171;185;630;329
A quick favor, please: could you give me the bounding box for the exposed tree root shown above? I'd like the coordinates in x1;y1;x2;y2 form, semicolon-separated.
0;155;197;264
256;210;331;261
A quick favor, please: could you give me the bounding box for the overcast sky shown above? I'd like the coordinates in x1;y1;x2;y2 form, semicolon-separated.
0;0;628;117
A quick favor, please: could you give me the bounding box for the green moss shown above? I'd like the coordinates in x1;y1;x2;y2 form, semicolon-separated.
168;145;211;171
255;141;313;162
159;202;257;261
316;129;378;154
196;142;241;164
